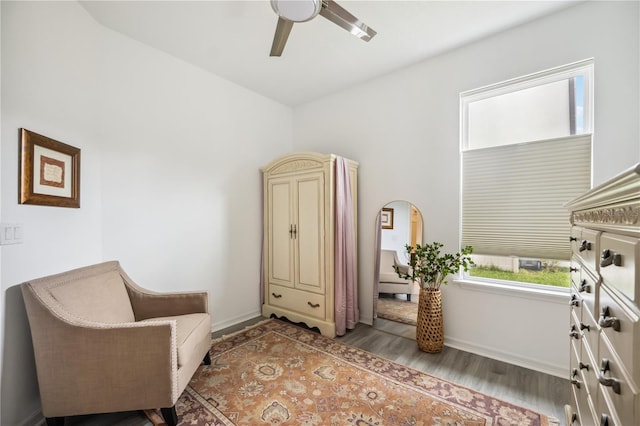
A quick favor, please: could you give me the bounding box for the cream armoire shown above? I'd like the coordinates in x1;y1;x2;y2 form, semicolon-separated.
262;152;358;337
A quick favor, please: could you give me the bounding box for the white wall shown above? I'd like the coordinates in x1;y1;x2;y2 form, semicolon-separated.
292;0;639;377
0;2;292;425
1;3;104;424
96;12;292;331
380;200;411;263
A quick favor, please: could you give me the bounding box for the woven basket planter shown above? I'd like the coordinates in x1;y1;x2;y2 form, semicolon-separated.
416;288;444;353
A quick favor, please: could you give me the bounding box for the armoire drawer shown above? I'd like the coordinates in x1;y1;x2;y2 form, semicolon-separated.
599;232;640;304
268;285;326;320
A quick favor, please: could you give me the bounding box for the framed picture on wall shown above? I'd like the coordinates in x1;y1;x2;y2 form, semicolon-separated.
19;129;80;208
381;207;394;229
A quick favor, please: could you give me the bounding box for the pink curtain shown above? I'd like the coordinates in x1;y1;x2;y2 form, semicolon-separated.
334;156;358;336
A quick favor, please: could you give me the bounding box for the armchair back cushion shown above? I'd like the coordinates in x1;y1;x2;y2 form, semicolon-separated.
47;270;135;323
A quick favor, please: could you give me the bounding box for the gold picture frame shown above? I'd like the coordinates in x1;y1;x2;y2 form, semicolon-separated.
19;129;80;208
381;207;394;229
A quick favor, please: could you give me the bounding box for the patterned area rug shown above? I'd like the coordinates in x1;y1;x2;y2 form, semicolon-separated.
376;297;418;325
148;319;557;425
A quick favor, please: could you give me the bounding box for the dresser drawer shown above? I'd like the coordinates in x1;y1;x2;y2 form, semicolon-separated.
268;284;326;319
570;287;583;333
599;285;640;386
579;268;599;325
570;226;584;255
599;232;640;304
577;228;600;276
572;338;599;403
570;310;583;354
570;389;596;426
597;389;620;426
571;255;583;288
570;344;597;426
581;306;599;362
597;336;636;426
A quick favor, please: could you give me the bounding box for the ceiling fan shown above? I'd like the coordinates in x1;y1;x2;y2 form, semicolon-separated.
269;0;377;57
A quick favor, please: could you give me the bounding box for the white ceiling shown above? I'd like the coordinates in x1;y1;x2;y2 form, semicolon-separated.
80;0;580;106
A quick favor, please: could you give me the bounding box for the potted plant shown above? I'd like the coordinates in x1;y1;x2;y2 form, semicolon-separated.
394;242;474;352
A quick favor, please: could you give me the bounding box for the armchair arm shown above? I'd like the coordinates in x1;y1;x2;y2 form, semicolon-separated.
395;263;411;275
119;268;208;320
22;285;179;417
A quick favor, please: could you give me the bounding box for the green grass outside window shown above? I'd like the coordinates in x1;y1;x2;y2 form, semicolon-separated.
469;265;570;288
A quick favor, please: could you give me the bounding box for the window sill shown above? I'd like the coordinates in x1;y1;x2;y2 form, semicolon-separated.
453;277;570;305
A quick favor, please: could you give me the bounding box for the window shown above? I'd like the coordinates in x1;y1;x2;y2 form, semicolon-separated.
460;59;593;289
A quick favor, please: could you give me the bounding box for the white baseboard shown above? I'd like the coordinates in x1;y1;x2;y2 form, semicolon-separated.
444;335;566;378
212;309;262;332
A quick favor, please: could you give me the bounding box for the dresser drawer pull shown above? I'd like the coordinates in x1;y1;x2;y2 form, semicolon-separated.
307;301;320;308
570;266;579;273
570;236;578;242
570;378;581;389
579;361;590;371
599;359;621;394
579;240;592;252
579;279;591;293
570;295;580;307
272;293;283;298
600;249;622;267
580;322;590;332
600;414;610;426
599;306;621;332
569;325;580;339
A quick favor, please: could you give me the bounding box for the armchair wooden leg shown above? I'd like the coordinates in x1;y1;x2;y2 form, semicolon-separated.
203;351;211;365
45;417;65;426
161;406;178;426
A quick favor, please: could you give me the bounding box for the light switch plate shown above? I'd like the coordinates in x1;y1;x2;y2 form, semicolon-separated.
0;223;24;245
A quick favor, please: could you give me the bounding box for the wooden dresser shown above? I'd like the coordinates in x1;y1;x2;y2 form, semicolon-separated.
565;163;640;425
261;152;358;338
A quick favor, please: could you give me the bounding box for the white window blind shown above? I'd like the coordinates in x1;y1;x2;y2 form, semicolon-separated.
462;134;591;261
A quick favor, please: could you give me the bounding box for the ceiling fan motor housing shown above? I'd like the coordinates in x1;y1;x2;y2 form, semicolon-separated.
270;0;322;22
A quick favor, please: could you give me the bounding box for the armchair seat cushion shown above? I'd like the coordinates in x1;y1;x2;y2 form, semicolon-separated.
143;313;210;367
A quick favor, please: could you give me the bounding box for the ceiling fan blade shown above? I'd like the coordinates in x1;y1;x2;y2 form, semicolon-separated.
270;17;294;57
319;0;376;42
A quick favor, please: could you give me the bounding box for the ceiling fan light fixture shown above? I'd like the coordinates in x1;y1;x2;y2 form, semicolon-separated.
270;0;322;23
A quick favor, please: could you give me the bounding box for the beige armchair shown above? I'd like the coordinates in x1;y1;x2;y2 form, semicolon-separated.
21;261;212;426
378;249;414;301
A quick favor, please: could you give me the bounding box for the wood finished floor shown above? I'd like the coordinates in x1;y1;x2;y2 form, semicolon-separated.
60;316;569;425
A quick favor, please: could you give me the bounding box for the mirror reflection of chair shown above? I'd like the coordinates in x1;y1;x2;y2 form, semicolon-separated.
378;249;413;301
374;201;423;336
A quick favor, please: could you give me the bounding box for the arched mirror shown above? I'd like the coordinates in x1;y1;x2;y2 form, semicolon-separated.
373;201;423;338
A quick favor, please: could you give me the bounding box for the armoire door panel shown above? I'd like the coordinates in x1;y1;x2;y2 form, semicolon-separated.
269;179;294;287
296;174;325;293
